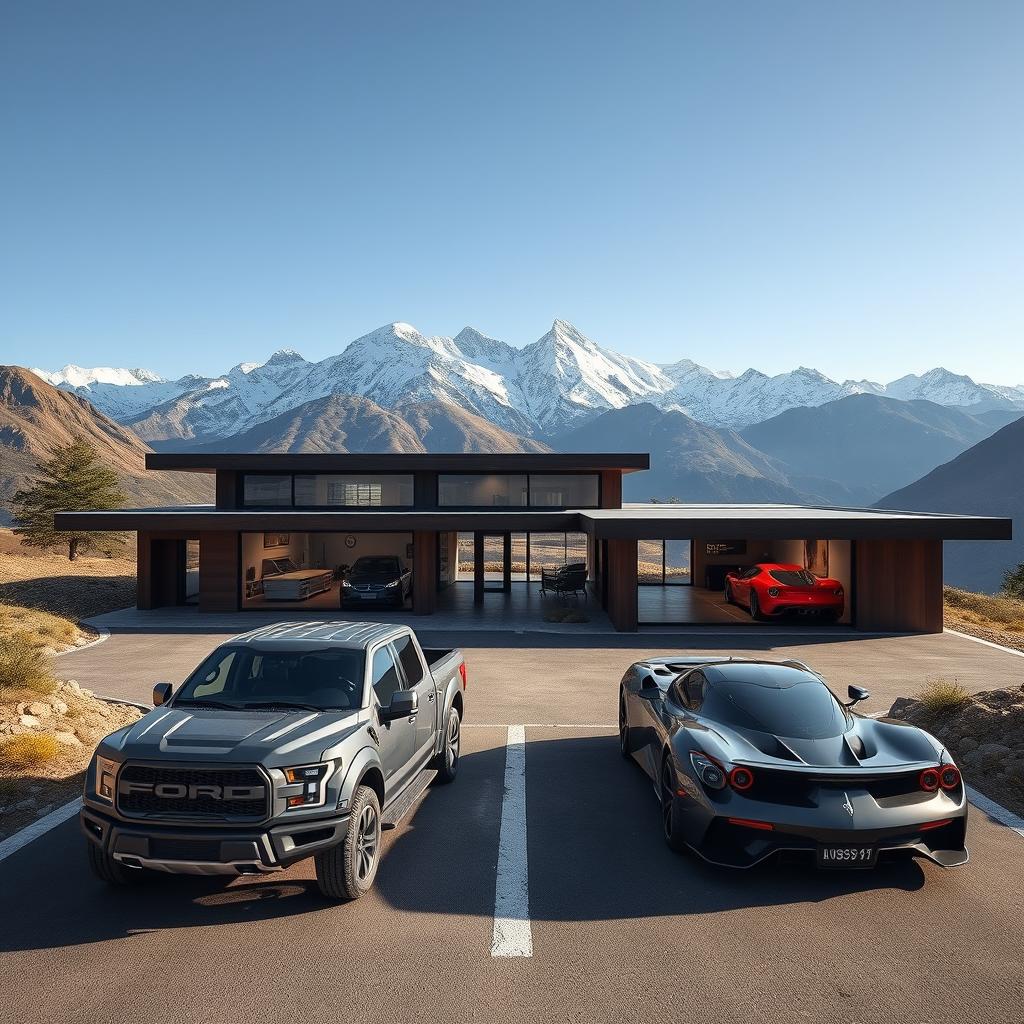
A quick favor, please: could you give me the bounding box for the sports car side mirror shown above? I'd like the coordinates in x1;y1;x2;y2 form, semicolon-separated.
846;685;870;707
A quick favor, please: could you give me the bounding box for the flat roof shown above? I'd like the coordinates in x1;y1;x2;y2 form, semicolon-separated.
579;503;1012;541
54;501;1011;541
145;452;651;474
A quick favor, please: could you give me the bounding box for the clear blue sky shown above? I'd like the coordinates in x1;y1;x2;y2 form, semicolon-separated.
2;1;1022;383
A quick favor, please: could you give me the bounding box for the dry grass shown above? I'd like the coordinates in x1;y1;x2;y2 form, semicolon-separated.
944;586;1024;652
0;733;60;773
0;631;58;696
0;527;136;622
916;678;972;716
0;605;77;651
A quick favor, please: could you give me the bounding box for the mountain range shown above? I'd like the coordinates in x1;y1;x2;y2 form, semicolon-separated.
11;319;1024;591
31;319;1024;443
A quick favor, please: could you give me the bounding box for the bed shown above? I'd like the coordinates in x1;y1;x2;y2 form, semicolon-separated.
260;558;334;601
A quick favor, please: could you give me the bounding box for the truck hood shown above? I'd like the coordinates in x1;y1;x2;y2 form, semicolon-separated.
104;705;364;766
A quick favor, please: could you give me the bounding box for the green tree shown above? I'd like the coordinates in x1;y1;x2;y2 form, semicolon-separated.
11;441;128;560
1002;563;1024;601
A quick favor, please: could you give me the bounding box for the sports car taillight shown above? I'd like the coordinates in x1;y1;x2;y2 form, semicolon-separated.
919;767;941;792
729;766;755;792
939;765;961;790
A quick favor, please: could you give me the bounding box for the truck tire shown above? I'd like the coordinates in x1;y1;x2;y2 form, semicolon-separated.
432;705;461;784
314;785;381;901
86;840;145;885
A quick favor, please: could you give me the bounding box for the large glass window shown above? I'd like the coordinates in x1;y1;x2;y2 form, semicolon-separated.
528;474;599;507
293;474;413;507
243;475;292;506
438;474;528;507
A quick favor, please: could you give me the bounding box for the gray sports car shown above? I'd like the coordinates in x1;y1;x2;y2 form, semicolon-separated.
619;657;968;869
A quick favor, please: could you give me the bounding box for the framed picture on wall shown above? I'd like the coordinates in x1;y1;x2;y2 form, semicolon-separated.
263;532;290;548
705;540;746;556
804;539;828;578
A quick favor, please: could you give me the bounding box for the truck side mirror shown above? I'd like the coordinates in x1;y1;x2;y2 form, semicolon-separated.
846;685;870;707
153;682;174;707
380;689;418;723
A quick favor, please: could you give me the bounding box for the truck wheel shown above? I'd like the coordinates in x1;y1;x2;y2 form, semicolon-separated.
86;841;145;885
433;706;461;784
315;785;381;901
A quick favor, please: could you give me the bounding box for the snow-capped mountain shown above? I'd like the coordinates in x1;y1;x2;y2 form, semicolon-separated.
881;368;1024;411
29;364;163;388
28;319;1024;441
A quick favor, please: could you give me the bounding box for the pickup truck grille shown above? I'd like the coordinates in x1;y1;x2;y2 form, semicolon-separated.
116;764;270;820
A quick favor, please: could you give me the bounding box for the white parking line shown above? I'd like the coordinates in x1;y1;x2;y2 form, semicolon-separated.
0;798;81;863
491;724;532;958
944;628;1024;660
966;785;1024;839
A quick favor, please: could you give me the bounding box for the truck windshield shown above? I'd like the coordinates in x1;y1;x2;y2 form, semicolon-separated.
175;647;365;711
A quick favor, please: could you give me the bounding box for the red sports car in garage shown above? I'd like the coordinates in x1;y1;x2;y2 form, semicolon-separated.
724;563;844;621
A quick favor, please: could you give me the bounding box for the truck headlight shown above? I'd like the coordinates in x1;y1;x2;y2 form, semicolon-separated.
282;763;332;809
93;755;120;802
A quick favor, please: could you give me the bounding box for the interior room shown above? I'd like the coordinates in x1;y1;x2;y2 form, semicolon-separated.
241;531;414;610
638;537;853;626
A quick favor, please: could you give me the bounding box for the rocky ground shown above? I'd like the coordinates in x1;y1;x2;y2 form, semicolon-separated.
888;683;1024;817
0;679;142;841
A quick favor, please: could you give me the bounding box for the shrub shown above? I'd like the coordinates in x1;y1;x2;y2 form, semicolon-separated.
0;733;60;773
917;679;972;716
0;631;57;696
1002;564;1024;601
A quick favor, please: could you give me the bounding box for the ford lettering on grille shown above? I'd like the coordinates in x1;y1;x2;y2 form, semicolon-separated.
117;765;269;819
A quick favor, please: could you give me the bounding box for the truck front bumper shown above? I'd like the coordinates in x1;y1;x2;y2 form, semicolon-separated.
81;806;350;875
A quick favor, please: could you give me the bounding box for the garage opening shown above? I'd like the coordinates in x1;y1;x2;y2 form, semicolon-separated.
240;531;414;612
638;537;853;627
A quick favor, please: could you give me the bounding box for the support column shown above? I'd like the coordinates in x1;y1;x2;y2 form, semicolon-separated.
473;532;485;606
605;538;638;632
502;531;512;593
412;530;437;616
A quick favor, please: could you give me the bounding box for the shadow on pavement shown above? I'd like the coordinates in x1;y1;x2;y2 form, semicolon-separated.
0;735;930;953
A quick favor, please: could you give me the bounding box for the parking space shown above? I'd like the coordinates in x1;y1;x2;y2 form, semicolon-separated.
4;628;1021;1022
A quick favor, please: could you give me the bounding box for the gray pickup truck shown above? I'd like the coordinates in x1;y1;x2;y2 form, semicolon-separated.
81;621;466;901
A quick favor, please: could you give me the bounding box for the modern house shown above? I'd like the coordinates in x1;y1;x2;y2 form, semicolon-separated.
55;452;1012;632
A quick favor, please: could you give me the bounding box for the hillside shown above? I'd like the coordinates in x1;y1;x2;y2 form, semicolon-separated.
0;365;212;523
555;403;822;504
743;394;1005;502
879;415;1024;592
191;394;425;453
395;400;550;453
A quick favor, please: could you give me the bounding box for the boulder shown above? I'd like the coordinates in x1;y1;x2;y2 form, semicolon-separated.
50;698;69;716
958;737;979;753
18;714;42;728
25;702;53;718
53;731;81;746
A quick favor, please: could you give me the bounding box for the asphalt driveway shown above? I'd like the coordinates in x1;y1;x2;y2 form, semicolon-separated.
1;628;1020;1023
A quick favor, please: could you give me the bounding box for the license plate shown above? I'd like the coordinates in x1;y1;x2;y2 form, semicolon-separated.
360;593;377;600
817;845;877;869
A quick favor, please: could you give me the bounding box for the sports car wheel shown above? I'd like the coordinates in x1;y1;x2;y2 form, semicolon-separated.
660;757;687;853
749;591;767;622
619;696;630;758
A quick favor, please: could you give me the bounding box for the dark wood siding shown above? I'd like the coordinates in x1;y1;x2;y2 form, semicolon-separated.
215;471;239;509
605;538;638;631
600;470;623;509
413;530;437;615
199;531;240;612
854;539;943;633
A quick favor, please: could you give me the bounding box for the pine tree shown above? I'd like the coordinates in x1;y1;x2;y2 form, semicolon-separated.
11;441;128;560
